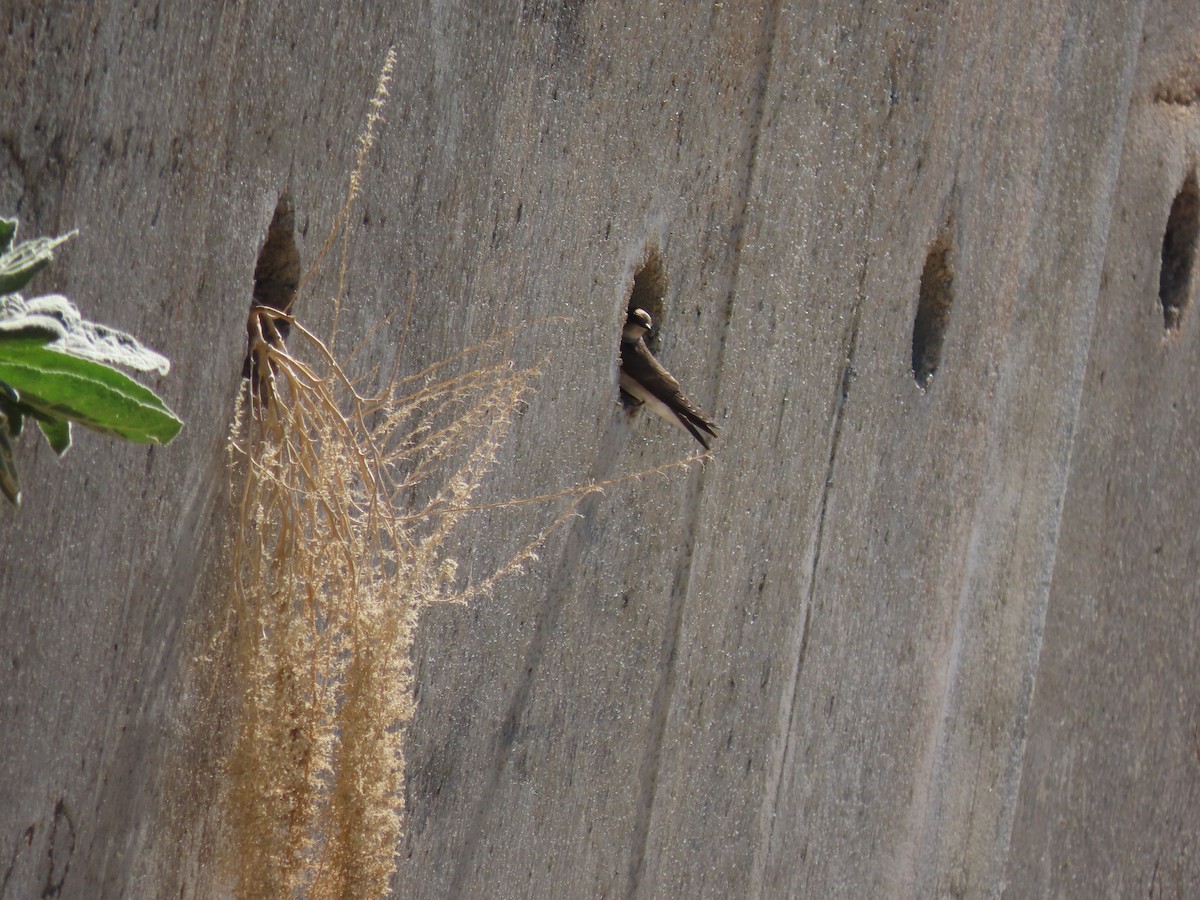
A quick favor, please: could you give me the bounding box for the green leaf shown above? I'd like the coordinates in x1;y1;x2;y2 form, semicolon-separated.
0;218;16;254
0;382;74;449
0;294;170;373
0;231;76;296
36;416;71;456
0;337;182;444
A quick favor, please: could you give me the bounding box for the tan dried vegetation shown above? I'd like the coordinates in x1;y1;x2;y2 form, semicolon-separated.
219;47;699;899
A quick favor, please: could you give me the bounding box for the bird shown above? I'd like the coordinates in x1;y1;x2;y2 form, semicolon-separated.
618;307;718;449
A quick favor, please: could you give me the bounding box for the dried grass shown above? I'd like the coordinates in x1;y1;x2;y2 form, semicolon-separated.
228;305;559;897
218;46;703;900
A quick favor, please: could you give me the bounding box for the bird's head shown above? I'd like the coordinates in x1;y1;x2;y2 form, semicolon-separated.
623;307;653;341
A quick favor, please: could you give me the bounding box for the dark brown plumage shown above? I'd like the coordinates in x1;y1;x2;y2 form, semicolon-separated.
618;308;718;449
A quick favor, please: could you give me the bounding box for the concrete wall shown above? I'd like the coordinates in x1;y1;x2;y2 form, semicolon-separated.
1;0;1196;896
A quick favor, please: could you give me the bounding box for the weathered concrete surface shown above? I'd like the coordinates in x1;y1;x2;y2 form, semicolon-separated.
0;1;1195;897
1003;1;1200;896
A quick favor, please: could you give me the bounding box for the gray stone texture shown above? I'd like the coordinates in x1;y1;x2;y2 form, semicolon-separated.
1;0;1196;897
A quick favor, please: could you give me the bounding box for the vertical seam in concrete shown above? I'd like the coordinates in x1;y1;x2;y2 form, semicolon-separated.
449;503;597;893
750;263;866;896
624;3;781;897
622;507;702;900
890;5;1152;895
448;417;624;896
712;0;782;365
992;0;1150;887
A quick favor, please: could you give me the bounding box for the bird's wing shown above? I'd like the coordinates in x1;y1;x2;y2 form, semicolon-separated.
620;338;719;445
622;338;682;392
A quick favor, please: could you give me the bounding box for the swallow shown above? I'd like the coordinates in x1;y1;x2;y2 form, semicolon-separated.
619;308;718;449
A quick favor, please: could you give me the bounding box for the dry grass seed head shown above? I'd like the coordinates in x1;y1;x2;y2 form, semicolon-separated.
226;301;549;898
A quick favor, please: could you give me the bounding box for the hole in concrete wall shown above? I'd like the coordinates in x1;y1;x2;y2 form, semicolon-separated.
252;193;300;321
243;194;300;388
1158;171;1199;333
911;238;955;390
626;247;667;354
